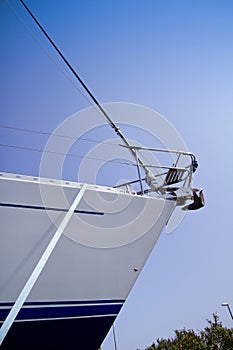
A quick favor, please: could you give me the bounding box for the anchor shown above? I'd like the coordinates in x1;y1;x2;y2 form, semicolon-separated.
182;189;205;211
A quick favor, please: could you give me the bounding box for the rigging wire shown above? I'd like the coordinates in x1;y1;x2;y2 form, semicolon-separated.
0;124;167;173
18;0;146;168
0;125;121;146
4;0;144;169
5;0;96;109
0;125;162;171
0;143;135;167
18;0;117;128
3;1;152;178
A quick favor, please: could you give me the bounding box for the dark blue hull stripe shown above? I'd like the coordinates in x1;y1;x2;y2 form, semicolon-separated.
1;315;116;349
0;202;104;215
0;300;124;322
0;299;124;307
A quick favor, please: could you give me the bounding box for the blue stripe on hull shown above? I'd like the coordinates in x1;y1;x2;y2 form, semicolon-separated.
0;316;116;349
0;202;104;215
0;300;124;322
0;299;124;307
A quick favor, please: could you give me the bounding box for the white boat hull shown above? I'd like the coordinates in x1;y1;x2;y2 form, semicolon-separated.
0;173;175;349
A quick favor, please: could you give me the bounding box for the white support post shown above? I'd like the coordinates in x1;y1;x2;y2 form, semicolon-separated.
0;184;87;345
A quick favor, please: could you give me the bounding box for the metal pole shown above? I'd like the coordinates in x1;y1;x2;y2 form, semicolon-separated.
221;302;233;320
226;304;233;320
227;304;233;320
113;324;118;350
0;184;87;345
135;150;144;195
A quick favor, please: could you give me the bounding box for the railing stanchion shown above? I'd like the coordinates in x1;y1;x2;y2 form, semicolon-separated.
135;149;144;195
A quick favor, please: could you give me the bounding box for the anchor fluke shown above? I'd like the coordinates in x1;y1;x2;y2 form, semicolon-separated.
182;189;205;211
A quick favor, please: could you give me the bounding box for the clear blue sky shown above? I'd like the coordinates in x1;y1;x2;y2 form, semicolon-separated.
1;0;233;349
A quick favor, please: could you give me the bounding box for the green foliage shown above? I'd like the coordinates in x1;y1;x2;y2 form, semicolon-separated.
145;314;233;350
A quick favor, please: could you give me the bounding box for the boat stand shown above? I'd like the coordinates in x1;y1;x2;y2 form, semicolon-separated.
0;184;87;346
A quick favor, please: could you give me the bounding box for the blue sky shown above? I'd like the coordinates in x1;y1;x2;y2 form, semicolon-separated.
1;0;233;349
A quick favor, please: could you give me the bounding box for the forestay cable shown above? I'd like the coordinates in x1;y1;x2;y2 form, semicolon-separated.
19;0;145;167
